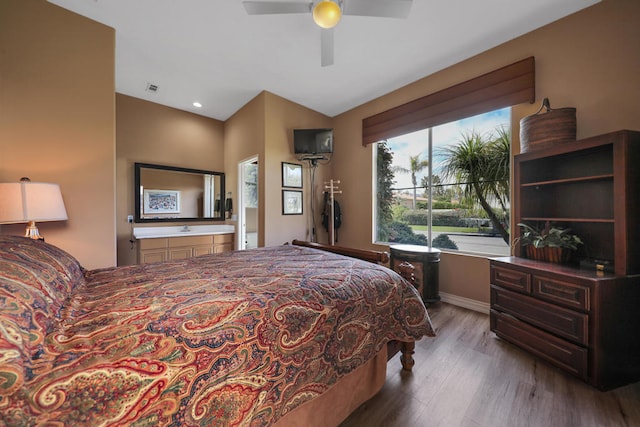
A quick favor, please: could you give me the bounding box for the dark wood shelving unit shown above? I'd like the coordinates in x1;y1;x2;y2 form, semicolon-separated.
490;130;640;390
513;129;640;275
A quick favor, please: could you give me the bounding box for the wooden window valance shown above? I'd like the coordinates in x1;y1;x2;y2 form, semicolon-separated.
362;57;535;145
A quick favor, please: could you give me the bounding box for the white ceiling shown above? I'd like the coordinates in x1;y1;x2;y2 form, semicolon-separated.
48;0;599;121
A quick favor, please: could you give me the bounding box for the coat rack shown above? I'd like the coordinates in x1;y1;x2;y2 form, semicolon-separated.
323;179;341;246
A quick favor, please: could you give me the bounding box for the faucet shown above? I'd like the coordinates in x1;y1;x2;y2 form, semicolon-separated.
181;225;191;232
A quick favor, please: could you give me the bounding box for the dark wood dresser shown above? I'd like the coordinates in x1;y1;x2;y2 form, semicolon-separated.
490;130;640;390
490;257;640;390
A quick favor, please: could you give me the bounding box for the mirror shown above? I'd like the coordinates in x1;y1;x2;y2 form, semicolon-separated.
134;163;225;222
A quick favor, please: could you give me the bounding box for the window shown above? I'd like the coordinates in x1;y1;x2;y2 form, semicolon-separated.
367;57;535;255
243;161;258;208
374;108;511;256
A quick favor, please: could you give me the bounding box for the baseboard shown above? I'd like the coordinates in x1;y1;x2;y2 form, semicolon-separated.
438;292;490;314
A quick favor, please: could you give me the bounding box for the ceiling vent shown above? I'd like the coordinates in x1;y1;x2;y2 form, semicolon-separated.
146;83;159;93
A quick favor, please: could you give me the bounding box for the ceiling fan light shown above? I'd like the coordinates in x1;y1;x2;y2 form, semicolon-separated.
313;1;341;29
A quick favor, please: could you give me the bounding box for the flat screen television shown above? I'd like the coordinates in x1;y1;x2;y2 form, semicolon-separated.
293;128;333;156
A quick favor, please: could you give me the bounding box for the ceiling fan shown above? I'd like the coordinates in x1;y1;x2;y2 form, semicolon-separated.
242;0;413;67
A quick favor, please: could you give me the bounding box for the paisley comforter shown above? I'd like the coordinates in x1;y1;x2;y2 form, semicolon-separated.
0;235;433;426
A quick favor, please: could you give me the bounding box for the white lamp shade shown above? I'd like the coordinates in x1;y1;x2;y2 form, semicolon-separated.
0;182;68;224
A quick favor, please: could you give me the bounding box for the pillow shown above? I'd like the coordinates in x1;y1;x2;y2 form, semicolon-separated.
0;236;85;421
0;236;85;405
0;235;85;315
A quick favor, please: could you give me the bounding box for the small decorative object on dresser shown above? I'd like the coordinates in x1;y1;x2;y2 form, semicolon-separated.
519;97;576;153
514;221;583;264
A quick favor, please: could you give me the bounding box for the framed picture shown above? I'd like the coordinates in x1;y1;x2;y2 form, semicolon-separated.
143;189;181;214
282;190;303;215
282;162;303;188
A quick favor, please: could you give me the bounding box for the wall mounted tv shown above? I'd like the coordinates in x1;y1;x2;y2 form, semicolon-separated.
293;128;333;156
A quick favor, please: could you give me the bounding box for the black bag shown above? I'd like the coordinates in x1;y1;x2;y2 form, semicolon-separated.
322;192;342;240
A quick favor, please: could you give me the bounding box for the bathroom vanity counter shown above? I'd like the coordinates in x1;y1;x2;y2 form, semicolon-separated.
134;225;235;263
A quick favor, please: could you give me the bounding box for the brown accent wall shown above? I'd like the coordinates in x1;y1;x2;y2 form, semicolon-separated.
332;0;640;305
116;94;225;265
0;0;116;269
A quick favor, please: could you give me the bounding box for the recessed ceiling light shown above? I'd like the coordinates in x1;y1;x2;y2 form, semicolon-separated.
193;102;202;108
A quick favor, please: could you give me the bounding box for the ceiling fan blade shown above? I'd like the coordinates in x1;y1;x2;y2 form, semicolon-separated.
321;28;334;67
243;1;312;15
342;0;412;18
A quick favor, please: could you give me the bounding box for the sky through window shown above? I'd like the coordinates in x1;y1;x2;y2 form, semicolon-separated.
387;108;510;190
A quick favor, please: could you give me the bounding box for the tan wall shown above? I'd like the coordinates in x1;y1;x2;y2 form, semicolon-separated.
224;93;266;247
223;92;332;248
263;92;333;246
332;0;640;304
0;0;116;269
116;94;225;265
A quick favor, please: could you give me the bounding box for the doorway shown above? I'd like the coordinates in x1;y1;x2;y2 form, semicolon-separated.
238;156;259;250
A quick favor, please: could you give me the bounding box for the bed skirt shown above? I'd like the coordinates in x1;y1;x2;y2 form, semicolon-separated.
272;345;388;426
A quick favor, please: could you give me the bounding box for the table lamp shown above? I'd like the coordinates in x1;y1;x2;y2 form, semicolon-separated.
0;177;68;240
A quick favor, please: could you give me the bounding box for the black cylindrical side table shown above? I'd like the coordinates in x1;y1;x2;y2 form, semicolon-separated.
390;244;441;305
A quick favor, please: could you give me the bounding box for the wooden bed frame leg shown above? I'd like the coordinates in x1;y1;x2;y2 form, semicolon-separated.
400;341;415;371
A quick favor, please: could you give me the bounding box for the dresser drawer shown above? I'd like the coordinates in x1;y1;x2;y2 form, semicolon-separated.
490;310;588;380
533;275;590;311
491;286;588;345
169;235;213;247
214;233;234;244
139;238;168;250
491;265;531;293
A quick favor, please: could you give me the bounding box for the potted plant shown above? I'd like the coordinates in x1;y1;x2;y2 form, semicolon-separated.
514;222;583;264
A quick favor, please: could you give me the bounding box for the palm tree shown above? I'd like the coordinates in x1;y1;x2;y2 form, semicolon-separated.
485;126;510;222
439;129;510;244
421;174;444;197
395;154;429;209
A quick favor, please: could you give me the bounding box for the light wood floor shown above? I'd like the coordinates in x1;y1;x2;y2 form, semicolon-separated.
341;303;640;427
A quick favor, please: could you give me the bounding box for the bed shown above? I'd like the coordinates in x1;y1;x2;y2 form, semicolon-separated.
0;235;434;426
